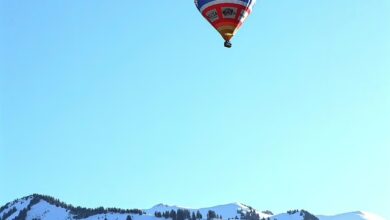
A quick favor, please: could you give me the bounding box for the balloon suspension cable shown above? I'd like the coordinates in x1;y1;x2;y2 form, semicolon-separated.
224;40;232;48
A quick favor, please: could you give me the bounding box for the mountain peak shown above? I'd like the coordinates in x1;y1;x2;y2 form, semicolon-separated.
152;204;170;208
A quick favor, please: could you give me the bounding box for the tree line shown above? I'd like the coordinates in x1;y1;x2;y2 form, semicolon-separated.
154;209;227;220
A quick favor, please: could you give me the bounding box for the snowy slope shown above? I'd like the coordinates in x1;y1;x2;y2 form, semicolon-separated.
26;200;70;220
267;211;386;220
145;202;271;220
317;211;385;220
0;195;386;220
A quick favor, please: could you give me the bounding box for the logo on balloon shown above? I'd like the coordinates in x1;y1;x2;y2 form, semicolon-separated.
206;9;219;22
222;7;237;19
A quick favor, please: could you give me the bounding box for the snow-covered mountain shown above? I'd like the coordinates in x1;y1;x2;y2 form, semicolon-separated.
0;195;385;220
144;202;270;220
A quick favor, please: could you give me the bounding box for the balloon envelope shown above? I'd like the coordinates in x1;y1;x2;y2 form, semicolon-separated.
195;0;256;42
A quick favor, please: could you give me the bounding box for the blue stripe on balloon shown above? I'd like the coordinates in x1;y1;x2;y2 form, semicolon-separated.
196;0;252;10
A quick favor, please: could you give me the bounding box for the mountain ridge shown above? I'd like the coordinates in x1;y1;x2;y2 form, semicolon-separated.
0;194;385;220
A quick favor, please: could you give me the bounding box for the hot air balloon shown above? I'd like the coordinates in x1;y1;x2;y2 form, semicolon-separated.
195;0;256;48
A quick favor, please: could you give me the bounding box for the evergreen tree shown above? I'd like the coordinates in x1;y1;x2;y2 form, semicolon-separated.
300;210;319;220
196;211;202;219
184;210;191;220
177;209;185;220
241;210;259;220
163;211;170;219
170;210;177;220
207;210;216;220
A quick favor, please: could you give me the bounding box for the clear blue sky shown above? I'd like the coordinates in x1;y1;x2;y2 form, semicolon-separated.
1;0;389;219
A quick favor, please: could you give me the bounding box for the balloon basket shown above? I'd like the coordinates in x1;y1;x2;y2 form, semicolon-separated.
224;41;232;48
